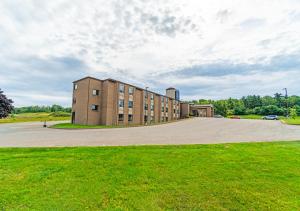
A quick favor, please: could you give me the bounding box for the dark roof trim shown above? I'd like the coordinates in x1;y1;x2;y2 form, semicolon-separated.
73;76;179;101
73;76;103;83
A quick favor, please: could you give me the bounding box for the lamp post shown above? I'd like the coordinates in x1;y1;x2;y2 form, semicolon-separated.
283;88;288;118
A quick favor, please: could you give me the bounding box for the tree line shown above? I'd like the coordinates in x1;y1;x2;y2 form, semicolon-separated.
192;94;300;117
13;105;72;114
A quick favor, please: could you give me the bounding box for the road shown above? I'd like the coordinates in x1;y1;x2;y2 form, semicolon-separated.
0;118;300;147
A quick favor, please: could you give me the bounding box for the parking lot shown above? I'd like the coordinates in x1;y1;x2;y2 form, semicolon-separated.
1;118;300;147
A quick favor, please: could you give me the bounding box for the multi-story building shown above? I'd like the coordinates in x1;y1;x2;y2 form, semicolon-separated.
72;77;181;125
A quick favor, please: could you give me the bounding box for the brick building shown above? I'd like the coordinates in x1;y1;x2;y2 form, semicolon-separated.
72;77;181;125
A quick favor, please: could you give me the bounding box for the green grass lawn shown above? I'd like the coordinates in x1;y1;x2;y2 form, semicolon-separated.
51;120;182;129
238;115;264;119
1;142;300;210
0;112;70;124
51;123;124;129
281;117;300;125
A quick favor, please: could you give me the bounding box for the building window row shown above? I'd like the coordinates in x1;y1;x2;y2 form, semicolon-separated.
118;114;136;122
119;114;135;122
119;83;135;95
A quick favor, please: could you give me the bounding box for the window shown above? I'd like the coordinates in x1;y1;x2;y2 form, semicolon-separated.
128;114;133;122
128;101;133;108
144;104;148;110
119;99;124;107
74;84;78;90
118;114;124;122
119;83;125;93
73;98;76;104
92;89;99;96
129;87;134;95
151;104;154;111
144;115;148;123
162;107;164;112
166;117;168;122
151;116;154;122
151;94;154;100
166;107;168;112
166;98;168;103
174;109;176;113
144;91;148;98
91;105;99;111
161;96;164;102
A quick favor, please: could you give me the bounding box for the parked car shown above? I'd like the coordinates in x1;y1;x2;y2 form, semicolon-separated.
214;115;224;118
230;116;241;119
262;115;279;120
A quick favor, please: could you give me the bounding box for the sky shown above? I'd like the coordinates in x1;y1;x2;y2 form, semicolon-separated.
1;0;300;107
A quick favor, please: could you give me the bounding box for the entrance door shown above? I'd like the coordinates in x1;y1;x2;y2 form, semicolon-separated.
199;109;207;117
72;112;75;124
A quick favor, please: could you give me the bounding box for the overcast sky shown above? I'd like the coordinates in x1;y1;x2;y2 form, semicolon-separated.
1;0;300;107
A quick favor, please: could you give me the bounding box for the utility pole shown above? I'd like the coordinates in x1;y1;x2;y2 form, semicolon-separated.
283;88;288;118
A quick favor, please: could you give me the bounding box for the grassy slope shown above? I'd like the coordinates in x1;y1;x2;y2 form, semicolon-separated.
1;142;300;210
0;113;70;124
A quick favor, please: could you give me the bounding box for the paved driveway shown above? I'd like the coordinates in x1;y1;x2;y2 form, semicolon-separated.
0;118;300;147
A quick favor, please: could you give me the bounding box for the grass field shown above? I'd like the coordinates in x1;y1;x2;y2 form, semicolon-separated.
51;119;183;129
0;112;70;124
1;142;300;210
282;117;300;125
238;115;264;119
51;123;123;129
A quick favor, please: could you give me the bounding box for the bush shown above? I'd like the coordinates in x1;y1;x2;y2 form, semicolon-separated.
233;106;246;115
256;105;284;116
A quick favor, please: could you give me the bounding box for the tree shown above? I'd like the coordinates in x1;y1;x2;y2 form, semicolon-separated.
0;89;14;119
290;107;297;119
274;93;283;107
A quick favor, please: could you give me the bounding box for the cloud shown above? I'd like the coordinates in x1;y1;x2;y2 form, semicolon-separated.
0;0;300;106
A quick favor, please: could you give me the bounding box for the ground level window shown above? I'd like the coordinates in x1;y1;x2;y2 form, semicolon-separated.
91;105;99;111
118;114;124;122
144;115;148;123
166;117;168;122
128;114;133;122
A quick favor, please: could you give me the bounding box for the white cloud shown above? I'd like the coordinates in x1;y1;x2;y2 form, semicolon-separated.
0;0;300;106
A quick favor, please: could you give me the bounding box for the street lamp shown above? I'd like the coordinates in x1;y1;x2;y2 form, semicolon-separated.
283;88;288;118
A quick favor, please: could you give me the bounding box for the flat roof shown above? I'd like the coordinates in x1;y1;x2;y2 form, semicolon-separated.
190;104;214;108
73;76;179;101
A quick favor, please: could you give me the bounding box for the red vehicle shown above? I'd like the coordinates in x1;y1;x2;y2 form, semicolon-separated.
230;116;241;119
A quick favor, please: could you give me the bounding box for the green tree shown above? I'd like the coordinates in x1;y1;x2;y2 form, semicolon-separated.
0;89;14;118
290;107;297;119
